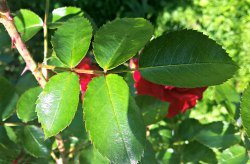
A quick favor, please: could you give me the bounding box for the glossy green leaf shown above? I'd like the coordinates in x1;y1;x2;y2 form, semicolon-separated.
241;84;250;137
79;145;109;164
22;126;52;158
52;17;92;68
1;93;18;121
219;145;248;164
93;18;154;70
135;95;169;125
14;9;43;41
139;30;238;87
84;74;146;163
17;87;42;122
195;122;241;149
0;76;15;120
36;72;80;138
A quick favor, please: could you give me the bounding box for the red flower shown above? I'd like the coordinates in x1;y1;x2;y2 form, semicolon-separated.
76;57;99;98
131;59;207;118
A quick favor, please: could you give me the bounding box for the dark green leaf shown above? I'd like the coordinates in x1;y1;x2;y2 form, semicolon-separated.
219;145;249;164
182;141;217;163
195;122;241;149
177;119;203;140
241;84;250;137
22;126;52;158
135;95;169;125
139;30;238;87
52;17;92;68
139;141;157;164
93;18;154;70
0;127;20;161
0;76;16;120
1;93;18;121
84;74;146;163
36;72;80;138
78;145;109;164
14;9;43;41
17;87;42;122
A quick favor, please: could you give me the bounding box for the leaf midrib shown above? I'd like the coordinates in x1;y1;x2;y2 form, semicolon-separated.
139;62;238;70
105;77;130;161
47;74;71;132
26;127;45;155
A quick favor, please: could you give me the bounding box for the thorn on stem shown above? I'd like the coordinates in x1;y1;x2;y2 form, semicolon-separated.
21;66;29;76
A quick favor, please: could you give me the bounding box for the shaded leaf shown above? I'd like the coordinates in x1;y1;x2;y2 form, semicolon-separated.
84;74;146;163
139;30;238;87
94;18;153;70
52;17;92;68
182;141;217;163
22;126;52;158
0;76;16;121
36;72;80;138
0;127;20;161
177;119;203;140
135;95;169;125
139;141;157;164
17;87;42;122
241;84;250;137
14;9;43;41
195;122;241;149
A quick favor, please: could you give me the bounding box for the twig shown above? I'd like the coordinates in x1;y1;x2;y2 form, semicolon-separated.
42;0;50;79
0;0;46;88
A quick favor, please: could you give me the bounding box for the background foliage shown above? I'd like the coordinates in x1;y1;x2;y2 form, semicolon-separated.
1;0;250;163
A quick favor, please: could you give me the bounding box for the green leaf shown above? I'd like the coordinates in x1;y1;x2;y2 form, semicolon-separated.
78;145;110;164
182;141;217;163
0;76;15;120
17;87;42;123
52;17;92;68
195;122;241;149
22;126;52;158
139;30;238;87
14;9;43;41
84;74;146;163
36;72;80;138
135;95;169;125
241;84;250;137
219;145;249;164
177;119;203;140
0;127;20;161
93;18;154;70
1;93;18;121
139;141;157;164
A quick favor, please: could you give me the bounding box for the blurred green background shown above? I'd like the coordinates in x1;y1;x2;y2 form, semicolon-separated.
1;0;250;163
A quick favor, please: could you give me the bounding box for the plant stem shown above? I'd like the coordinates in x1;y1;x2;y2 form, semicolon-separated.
0;0;47;88
42;0;50;79
1;1;67;163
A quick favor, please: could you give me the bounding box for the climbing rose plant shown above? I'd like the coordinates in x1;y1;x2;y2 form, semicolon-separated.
1;3;250;164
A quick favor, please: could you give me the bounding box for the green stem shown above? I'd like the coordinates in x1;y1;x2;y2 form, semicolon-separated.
42;0;50;79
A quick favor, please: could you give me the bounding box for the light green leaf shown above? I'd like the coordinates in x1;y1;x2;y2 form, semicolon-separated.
241;84;250;137
14;9;43;41
79;145;110;164
84;74;146;163
36;72;80;138
139;29;238;87
52;17;92;68
22;126;52;158
93;18;154;70
17;87;42;123
219;145;248;164
135;95;169;125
